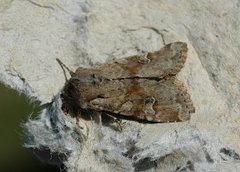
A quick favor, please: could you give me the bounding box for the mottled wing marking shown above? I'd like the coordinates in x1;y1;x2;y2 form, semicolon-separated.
74;42;187;79
61;42;195;122
71;77;194;122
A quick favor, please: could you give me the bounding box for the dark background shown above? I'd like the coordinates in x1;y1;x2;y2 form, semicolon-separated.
0;83;59;172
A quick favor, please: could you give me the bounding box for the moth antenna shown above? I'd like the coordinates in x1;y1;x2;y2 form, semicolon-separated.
56;58;74;77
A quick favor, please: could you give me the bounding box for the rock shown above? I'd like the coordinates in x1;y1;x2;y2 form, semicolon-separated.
0;0;240;171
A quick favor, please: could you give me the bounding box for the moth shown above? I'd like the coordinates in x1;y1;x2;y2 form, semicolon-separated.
58;42;195;123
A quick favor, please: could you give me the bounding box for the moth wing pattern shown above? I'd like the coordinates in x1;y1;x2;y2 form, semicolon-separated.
74;42;188;79
70;77;194;122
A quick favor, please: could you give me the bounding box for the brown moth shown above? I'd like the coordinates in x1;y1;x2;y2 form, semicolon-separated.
59;42;195;123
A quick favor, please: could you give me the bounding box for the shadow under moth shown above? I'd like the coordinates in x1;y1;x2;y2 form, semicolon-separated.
58;42;195;123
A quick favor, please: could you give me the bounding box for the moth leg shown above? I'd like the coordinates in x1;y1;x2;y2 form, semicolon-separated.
75;113;89;138
92;112;103;126
104;113;124;132
98;112;102;126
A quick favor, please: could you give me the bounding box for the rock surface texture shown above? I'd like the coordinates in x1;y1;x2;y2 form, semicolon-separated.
1;0;240;171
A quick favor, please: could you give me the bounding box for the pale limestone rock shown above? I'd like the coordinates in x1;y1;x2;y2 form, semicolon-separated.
0;0;240;171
